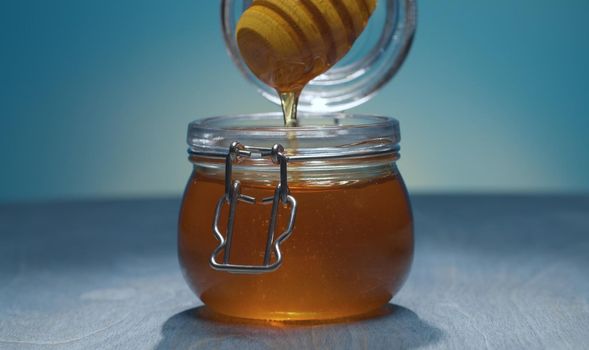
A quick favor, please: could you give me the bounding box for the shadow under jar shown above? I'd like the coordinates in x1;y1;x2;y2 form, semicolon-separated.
178;113;413;322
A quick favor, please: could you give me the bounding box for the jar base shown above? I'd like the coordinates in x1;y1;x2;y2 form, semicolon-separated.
198;302;395;324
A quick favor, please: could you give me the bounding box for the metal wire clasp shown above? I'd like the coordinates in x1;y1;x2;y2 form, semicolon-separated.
210;142;297;274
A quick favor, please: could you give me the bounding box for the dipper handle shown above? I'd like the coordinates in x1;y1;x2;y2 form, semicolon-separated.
237;0;377;92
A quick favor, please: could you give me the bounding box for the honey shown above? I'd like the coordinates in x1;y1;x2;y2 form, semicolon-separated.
179;157;413;321
279;91;300;127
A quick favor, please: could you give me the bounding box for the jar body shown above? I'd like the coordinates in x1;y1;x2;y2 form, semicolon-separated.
178;156;413;321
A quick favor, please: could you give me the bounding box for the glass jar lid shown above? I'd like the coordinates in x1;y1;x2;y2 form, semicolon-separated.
222;0;417;112
187;113;400;161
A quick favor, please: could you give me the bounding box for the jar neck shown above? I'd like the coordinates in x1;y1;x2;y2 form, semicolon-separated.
189;153;400;188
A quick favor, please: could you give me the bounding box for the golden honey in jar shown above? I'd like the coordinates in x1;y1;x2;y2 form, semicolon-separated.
178;114;413;321
178;0;417;322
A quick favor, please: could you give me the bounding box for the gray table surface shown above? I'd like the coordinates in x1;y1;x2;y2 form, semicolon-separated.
0;195;588;349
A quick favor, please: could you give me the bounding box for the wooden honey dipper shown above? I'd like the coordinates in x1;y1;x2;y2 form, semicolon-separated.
237;0;377;125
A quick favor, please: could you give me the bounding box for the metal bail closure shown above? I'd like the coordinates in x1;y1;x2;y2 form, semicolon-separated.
210;142;297;274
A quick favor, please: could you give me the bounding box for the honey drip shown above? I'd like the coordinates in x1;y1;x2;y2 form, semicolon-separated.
237;0;377;126
279;90;300;126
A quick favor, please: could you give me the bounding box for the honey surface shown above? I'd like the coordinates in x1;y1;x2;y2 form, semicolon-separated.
179;170;413;321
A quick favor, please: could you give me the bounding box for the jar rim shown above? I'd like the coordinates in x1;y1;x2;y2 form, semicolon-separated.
187;113;400;161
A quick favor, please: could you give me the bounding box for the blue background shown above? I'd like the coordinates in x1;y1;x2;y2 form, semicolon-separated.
1;0;588;202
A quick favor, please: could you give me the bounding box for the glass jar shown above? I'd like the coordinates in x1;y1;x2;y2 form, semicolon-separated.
179;0;417;321
179;113;413;321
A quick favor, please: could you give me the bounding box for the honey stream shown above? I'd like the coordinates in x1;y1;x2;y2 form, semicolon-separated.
279;90;300;127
